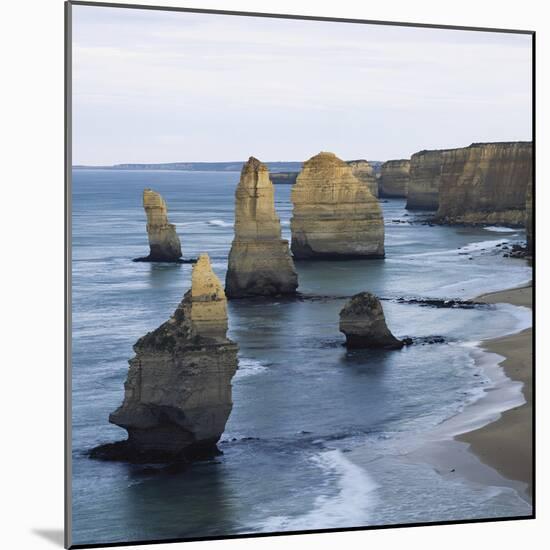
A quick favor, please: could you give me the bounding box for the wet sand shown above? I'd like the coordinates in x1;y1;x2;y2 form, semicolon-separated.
458;284;533;496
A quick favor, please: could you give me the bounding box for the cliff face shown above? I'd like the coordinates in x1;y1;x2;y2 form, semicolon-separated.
525;180;533;253
406;150;450;210
339;292;403;349
225;157;298;298
291;152;385;259
436;142;532;225
141;189;182;261
109;254;238;461
347;160;379;197
380;159;410;198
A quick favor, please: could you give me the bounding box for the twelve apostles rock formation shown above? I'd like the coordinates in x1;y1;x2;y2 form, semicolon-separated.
225;157;298;298
291;152;385;259
136;189;182;262
435;142;532;225
379;159;410;198
347;159;379;197
339;292;403;349
107;254;238;461
406;149;450;210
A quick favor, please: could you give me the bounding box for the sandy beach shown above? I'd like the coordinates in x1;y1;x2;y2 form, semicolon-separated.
458;284;533;496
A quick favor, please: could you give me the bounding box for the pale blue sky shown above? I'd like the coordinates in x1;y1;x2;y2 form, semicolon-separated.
72;5;532;165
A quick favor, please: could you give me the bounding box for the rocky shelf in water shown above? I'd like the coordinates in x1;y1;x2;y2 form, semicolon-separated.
89;439;222;465
132;256;197;264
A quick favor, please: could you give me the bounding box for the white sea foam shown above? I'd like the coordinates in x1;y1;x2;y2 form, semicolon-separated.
206;219;232;228
260;449;378;532
234;357;269;379
484;226;519;233
458;238;509;254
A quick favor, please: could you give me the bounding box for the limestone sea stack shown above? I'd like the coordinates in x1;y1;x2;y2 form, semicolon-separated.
347;159;379;197
225;157;298;298
139;188;182;261
291;152;385;259
379;159;410;198
406;149;450;210
107;254;238;461
339;292;403;349
436;142;532;225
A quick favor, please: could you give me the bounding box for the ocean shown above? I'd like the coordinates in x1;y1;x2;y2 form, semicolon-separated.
71;169;532;545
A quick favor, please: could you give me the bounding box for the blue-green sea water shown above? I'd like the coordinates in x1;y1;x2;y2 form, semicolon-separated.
71;170;532;545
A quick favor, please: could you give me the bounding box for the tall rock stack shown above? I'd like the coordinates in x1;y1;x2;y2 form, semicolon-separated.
108;254;238;461
379;159;410;198
525;180;533;253
225;157;298;298
140;189;182;261
436;142;533;225
406;149;450;210
347;159;379;197
291;152;385;259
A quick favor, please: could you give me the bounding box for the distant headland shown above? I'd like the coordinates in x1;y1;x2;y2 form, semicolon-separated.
72;159;384;175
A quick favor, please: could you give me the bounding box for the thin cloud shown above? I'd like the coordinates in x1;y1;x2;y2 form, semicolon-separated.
72;5;532;164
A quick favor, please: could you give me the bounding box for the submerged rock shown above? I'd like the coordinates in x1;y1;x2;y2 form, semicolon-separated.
380;159;410;198
105;254;238;462
436;142;532;225
225;157;298;298
137;189;182;262
291;152;385;259
347;159;379;197
339;292;403;349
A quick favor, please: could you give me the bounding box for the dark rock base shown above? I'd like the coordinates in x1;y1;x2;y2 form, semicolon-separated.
89;439;221;464
344;335;404;350
132;256;197;264
291;240;385;261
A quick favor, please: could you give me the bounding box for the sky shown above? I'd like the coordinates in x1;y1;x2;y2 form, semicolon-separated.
71;5;533;165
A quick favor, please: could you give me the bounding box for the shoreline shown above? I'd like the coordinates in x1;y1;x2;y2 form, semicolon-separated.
457;284;533;496
409;283;533;502
347;282;533;510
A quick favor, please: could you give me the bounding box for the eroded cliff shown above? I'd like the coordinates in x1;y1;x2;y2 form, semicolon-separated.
406;149;450;210
380;159;410;198
436;142;532;225
347;159;379;197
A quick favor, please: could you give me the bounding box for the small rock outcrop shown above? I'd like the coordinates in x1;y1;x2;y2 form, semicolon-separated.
380;159;410;198
291;152;385;259
436;142;533;225
106;254;238;462
406;149;450;210
138;189;182;262
339;292;403;349
225;157;298;298
525;180;533;253
347;160;379;197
